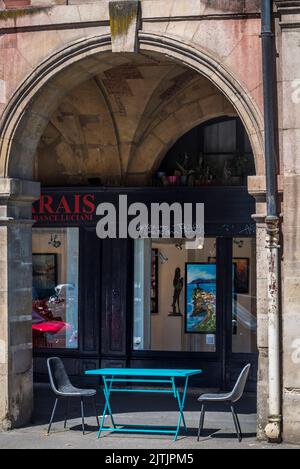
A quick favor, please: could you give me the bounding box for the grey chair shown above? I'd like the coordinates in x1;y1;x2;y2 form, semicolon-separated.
47;357;100;435
197;363;251;442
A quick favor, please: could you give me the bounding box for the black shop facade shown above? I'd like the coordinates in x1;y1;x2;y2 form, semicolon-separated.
32;185;258;391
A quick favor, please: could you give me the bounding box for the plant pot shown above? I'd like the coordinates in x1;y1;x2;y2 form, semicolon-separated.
231;176;242;186
4;0;30;8
187;175;195;187
180;175;188;186
167;176;179;185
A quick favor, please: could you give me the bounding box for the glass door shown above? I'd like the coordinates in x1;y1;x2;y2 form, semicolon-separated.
133;237;218;353
131;236;257;390
232;237;257;354
220;237;258;390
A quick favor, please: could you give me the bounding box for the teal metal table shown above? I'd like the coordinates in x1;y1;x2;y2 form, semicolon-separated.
85;368;202;441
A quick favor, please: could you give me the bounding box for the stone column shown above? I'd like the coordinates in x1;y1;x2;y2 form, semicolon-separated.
0;178;40;430
276;0;300;444
255;221;269;439
248;175;283;440
248;176;269;439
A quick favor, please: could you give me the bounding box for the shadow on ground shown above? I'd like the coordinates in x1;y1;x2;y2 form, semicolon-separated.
32;382;256;431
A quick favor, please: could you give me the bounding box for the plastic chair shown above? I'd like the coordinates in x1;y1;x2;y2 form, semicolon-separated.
47;357;100;435
197;364;251;442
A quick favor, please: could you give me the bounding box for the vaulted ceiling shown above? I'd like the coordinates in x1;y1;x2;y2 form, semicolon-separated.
36;52;236;186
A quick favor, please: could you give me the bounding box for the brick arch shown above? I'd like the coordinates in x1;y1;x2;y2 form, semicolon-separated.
0;32;264;180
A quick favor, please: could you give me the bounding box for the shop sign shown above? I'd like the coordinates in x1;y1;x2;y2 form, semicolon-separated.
32;194;96;223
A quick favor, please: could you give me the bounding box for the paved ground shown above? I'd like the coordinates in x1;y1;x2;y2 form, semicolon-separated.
0;384;297;449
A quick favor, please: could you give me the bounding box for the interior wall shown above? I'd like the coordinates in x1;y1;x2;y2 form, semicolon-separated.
32;228;68;285
151;242;186;351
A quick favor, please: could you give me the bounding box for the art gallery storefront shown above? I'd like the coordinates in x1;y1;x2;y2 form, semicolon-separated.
32;158;258;391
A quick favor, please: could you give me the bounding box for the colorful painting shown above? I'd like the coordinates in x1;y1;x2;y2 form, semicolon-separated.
185;263;217;334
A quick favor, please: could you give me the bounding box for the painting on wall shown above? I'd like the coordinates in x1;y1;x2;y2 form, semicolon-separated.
233;258;250;294
32;253;57;300
151;249;159;314
185;263;217;334
208;257;249;294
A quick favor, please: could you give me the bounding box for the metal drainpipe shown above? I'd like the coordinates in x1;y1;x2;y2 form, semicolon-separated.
261;0;281;442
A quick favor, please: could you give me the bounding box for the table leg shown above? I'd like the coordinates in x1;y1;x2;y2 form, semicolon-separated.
172;378;187;432
173;376;189;441
103;377;116;427
97;376;116;438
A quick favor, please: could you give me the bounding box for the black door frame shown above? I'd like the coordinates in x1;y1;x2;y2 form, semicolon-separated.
217;236;258;390
129;235;257;390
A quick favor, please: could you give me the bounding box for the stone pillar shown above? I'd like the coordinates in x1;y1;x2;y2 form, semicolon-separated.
0;178;40;430
248;176;269;439
255;221;269;439
248;175;283;440
276;0;300;444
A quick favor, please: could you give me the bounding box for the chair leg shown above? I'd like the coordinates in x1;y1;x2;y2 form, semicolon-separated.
93;396;100;428
80;397;85;435
64;398;69;429
234;410;243;442
47;398;58;435
197;403;205;441
230;405;242;442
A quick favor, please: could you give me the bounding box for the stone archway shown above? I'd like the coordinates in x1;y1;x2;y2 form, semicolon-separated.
0;32;265;430
0;32;264;180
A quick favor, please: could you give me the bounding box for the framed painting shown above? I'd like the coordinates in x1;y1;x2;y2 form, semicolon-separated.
233;258;250;294
32;253;57;300
185;262;217;334
151;248;159;314
208;256;249;294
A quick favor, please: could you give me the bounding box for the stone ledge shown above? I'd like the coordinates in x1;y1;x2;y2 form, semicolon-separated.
0;179;40;203
248;175;283;195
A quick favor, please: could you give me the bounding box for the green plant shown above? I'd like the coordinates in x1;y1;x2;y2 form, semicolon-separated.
176;162;195;177
230;153;248;177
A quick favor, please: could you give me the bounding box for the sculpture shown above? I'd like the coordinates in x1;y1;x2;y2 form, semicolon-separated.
169;267;183;316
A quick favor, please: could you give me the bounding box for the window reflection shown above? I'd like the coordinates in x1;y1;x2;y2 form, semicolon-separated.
232;238;257;353
32;228;79;349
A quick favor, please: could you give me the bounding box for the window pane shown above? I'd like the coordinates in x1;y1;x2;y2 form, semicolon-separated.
32;228;79;349
133;238;216;352
232;238;257;353
204;120;236;153
133;239;151;350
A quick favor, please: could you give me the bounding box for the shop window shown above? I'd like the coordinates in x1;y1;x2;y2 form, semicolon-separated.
133;238;217;352
231;238;257;353
32;228;79;349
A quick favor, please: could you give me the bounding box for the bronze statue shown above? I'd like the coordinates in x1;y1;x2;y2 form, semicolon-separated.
169;267;183;316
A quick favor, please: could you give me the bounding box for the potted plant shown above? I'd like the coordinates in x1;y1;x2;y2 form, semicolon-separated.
176;164;195;186
193;153;206;186
229;153;248;185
